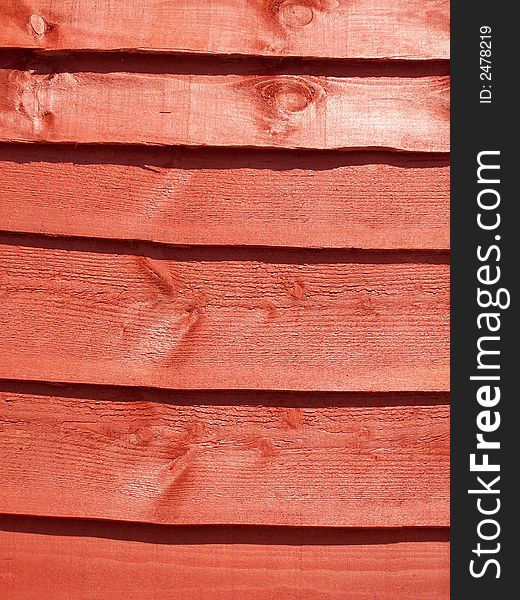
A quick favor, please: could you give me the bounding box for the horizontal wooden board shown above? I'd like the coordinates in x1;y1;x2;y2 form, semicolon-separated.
0;385;449;526
0;238;449;391
0;518;450;599
0;0;449;60
0;69;449;151
0;146;450;250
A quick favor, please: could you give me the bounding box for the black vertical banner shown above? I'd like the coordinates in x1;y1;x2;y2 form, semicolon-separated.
451;3;516;598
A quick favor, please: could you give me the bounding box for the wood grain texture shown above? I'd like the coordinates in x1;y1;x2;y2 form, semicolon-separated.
0;146;450;250
0;68;450;151
0;238;449;391
0;518;450;600
0;0;449;60
0;384;449;527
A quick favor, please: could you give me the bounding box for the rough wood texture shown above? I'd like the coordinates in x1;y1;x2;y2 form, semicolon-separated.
0;0;449;60
0;68;449;151
0;518;450;600
0;145;450;250
0;3;450;596
0;384;449;527
0;238;449;391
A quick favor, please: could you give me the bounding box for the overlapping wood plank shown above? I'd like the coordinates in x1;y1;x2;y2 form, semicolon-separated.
0;0;449;60
0;146;450;249
0;68;449;151
0;238;449;391
0;518;450;599
0;385;449;526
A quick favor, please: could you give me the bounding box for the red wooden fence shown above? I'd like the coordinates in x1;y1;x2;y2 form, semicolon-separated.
0;1;449;597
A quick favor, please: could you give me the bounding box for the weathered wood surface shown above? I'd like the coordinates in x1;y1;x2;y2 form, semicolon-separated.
0;239;449;391
0;0;449;60
0;384;449;526
0;146;450;250
0;68;450;151
0;518;450;600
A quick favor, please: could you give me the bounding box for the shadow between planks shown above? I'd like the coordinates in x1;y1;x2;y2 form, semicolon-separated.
0;49;451;77
1;514;449;545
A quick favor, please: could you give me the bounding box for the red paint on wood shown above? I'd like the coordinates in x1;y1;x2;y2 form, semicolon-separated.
0;238;449;391
0;6;450;592
0;516;450;599
0;145;450;250
0;0;449;59
0;68;449;151
0;385;449;527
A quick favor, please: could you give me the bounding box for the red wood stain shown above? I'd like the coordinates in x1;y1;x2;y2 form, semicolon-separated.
0;0;449;59
0;1;449;597
0;145;450;250
0;66;449;151
0;516;450;600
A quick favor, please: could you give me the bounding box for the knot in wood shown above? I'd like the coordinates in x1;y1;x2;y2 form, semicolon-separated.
17;68;57;121
277;1;314;27
255;77;321;113
29;14;47;36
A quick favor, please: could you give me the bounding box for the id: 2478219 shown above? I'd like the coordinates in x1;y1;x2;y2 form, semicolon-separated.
480;26;493;104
